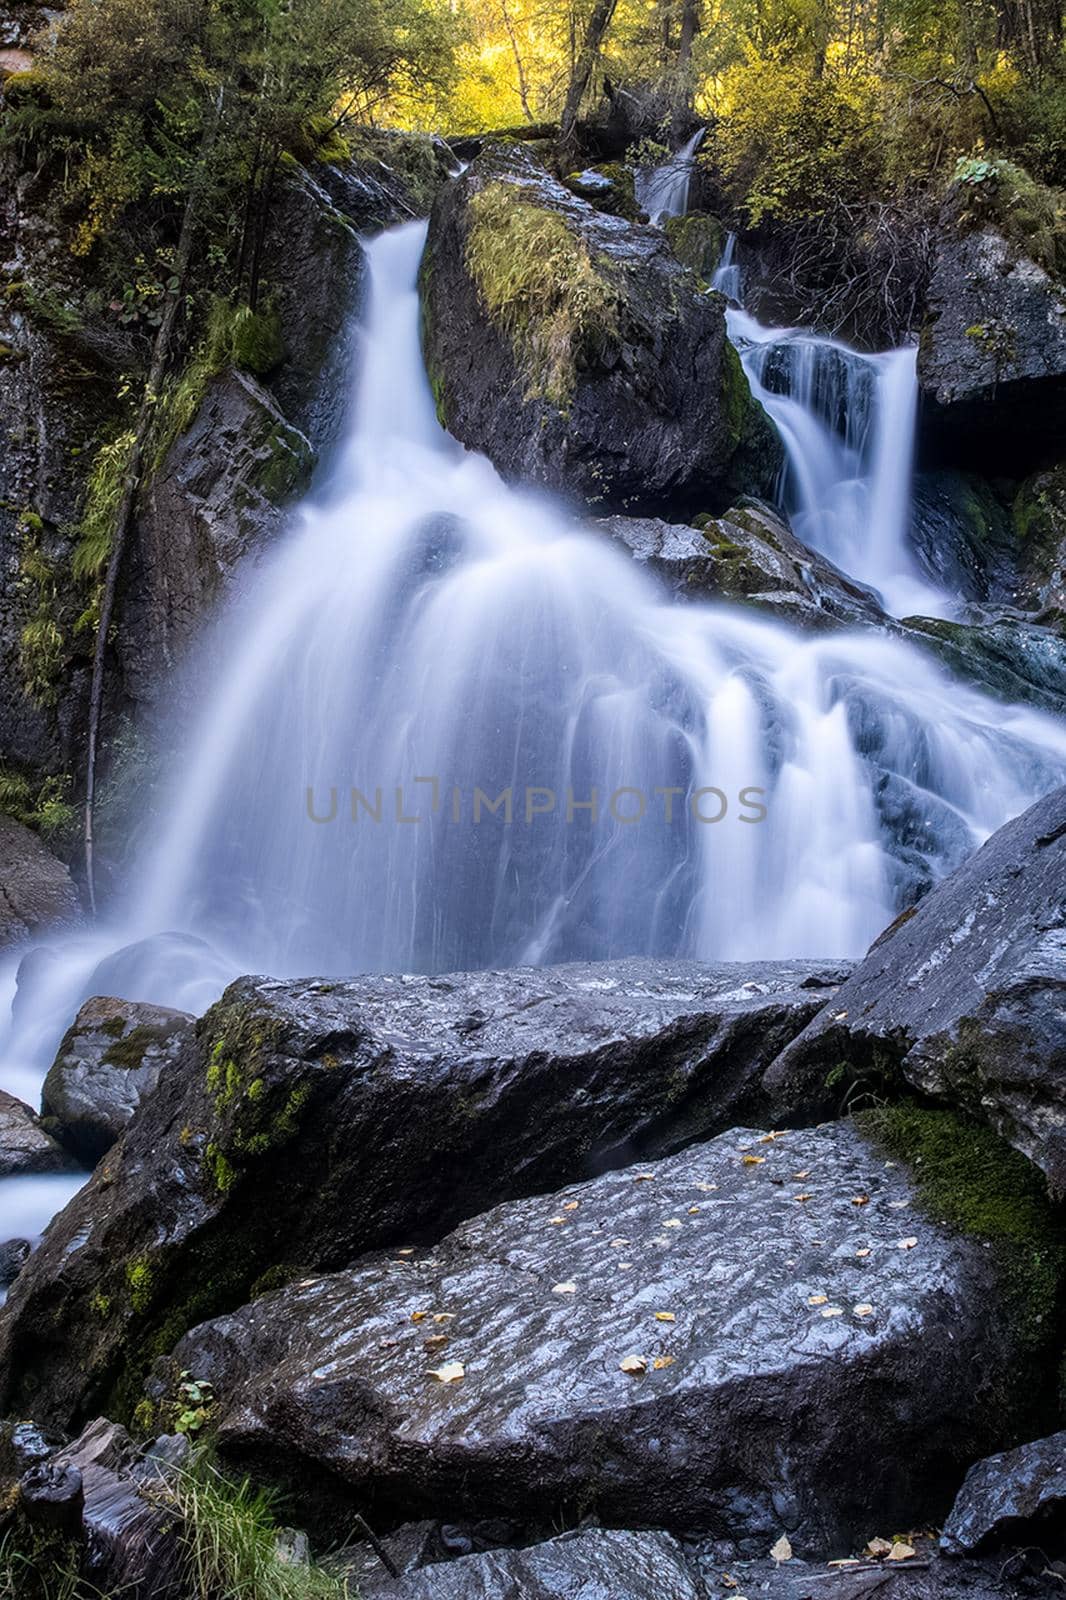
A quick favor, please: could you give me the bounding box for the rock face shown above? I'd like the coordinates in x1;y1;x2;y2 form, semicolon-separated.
941;1431;1066;1555
0;812;81;947
596;500;883;626
1013;460;1066;618
0;957;846;1428
41;995;194;1163
0;1089;69;1177
380;1529;703;1600
421;144;781;512
169;1120;1021;1553
902;609;1066;717
764;784;1066;1187
917;169;1066;474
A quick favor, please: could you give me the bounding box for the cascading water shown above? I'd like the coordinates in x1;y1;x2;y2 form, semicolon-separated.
3;210;1066;1237
635;129;705;226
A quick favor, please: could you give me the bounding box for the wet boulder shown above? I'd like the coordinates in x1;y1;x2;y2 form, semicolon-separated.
169;1120;1024;1554
0;956;846;1429
901;608;1066;717
941;1431;1066;1555
0;1088;69;1177
421;144;781;513
41;995;194;1163
596;500;884;627
0;813;81;948
917;161;1066;475
377;1529;703;1599
764;784;1066;1187
1012;460;1066;619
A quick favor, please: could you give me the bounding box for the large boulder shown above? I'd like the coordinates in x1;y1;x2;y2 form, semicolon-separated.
917;162;1066;475
1012;459;1066;619
167;1119;1029;1554
0;957;846;1429
41;995;194;1163
941;1431;1066;1555
0;1088;69;1176
596;500;883;627
0;812;80;947
421;144;781;513
763;785;1066;1186
372;1529;703;1600
901;609;1066;717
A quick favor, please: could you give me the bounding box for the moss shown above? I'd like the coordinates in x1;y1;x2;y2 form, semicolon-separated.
952;156;1066;277
102;1022;173;1071
0;765;75;845
664;212;727;279
350;129;445;212
860;1102;1066;1384
126;1255;157;1315
718;340;757;453
562;163;641;221
465;181;619;408
253;422;312;502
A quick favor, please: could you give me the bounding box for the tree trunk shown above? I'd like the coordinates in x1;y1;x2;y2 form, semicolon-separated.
559;0;620;143
82;95;222;911
671;0;700;137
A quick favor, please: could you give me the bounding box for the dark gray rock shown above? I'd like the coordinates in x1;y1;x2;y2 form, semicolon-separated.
695;1545;1050;1600
0;1236;30;1288
909;472;1019;606
0;956;847;1428
0;812;81;948
41;994;194;1163
596;500;883;627
381;1529;703;1599
421;144;781;513
764;784;1066;1186
917;174;1066;474
0;1088;70;1177
901;609;1066;717
941;1432;1066;1556
169;1120;1022;1554
1012;461;1066;619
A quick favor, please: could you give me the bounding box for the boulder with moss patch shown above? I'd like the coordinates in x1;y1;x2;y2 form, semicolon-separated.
421;144;781;512
0;811;80;948
0;956;846;1429
41;995;194;1163
764;783;1066;1188
918;161;1066;474
1012;459;1066;617
663;212;726;281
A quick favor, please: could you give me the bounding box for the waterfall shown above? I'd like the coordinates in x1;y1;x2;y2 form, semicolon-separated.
635;129;705;226
2;217;1066;1210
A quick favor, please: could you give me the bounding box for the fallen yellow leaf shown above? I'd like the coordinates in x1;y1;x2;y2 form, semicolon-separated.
793;1170;809;1179
552;1282;577;1296
563;1200;580;1211
854;1303;874;1318
663;1218;682;1228
808;1294;828;1306
688;1205;701;1214
794;1193;812;1203
653;1354;675;1370
759;1131;787;1143
410;1311;427;1323
655;1311;676;1322
897;1237;918;1250
855;1248;871;1258
866;1538;892;1558
433;1313;454;1323
742;1154;766;1166
549;1216;567;1225
771;1535;793;1563
424;1334;449;1351
851;1195;870;1206
429;1361;464;1383
821;1306;844;1318
619;1354;647;1375
635;1174;655;1183
887;1543;916;1562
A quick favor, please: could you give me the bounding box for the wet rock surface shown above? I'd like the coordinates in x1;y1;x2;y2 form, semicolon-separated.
421;144;781;513
764;784;1066;1185
378;1528;704;1599
0;1088;70;1177
41;995;194;1163
941;1432;1066;1555
0;957;847;1428
170;1120;1019;1552
0;812;81;948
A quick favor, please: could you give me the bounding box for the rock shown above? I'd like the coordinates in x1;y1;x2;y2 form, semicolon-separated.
120;370;313;708
664;211;727;280
169;1119;1024;1553
596;500;884;626
0;813;81;948
380;1529;703;1599
763;784;1066;1187
19;1459;85;1536
941;1431;1066;1555
917;163;1066;475
41;995;194;1163
1013;460;1066;618
694;1543;1043;1600
0;1088;70;1177
562;163;643;221
0;1236;30;1288
0;956;847;1428
909;471;1019;605
421;144;781;513
902;608;1066;717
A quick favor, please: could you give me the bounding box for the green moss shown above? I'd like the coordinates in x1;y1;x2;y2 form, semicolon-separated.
719;340;756;452
664;212;726;279
0;765;75;844
860;1102;1066;1379
102;1022;173;1071
126;1255;157;1315
465;181;619;408
952;155;1066;276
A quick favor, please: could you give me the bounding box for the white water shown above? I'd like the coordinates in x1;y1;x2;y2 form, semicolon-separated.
3;208;1066;1242
636;129;705;226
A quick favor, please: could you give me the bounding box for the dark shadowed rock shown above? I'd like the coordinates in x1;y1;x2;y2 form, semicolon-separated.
0;1088;70;1177
941;1432;1066;1556
41;995;194;1163
596;500;883;626
421;144;781;513
901;609;1066;718
0;1236;30;1288
0;813;81;949
381;1529;703;1599
694;1544;1048;1600
0;957;846;1429
169;1120;1023;1554
764;785;1066;1185
1013;460;1066;619
917;168;1066;474
909;471;1020;606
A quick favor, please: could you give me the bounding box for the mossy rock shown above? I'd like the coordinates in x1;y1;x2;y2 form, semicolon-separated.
664;212;727;280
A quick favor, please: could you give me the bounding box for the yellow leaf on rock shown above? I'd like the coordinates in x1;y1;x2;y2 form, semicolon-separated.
424;1334;449;1351
897;1237;918;1250
663;1218;682;1228
549;1216;567;1225
771;1536;793;1563
808;1295;828;1306
794;1193;812;1203
552;1282;577;1295
619;1354;647;1374
688;1205;701;1214
866;1538;892;1558
434;1313;454;1323
655;1311;676;1322
411;1311;428;1323
653;1355;675;1369
855;1248;871;1258
759;1131;787;1143
563;1200;579;1211
851;1195;870;1206
742;1154;766;1166
429;1362;464;1383
821;1306;844;1318
854;1303;874;1318
887;1543;916;1562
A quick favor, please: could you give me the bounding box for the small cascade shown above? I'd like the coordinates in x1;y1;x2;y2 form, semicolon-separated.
636;129;705;225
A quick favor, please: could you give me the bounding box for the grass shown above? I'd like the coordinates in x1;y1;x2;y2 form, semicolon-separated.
465;180;618;407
